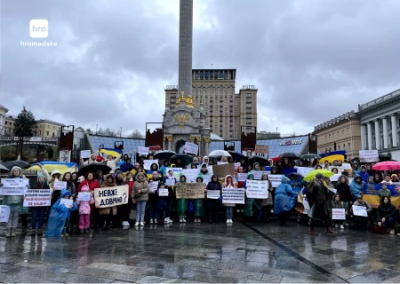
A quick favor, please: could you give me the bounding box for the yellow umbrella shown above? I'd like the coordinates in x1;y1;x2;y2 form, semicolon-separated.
319;154;344;165
304;169;335;182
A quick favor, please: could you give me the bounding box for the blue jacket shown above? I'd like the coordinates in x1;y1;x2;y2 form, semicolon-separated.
45;189;77;237
358;166;369;183
288;175;303;208
274;176;297;214
349;174;365;201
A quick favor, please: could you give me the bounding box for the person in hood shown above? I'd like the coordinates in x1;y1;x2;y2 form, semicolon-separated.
76;181;95;233
351;194;372;230
98;174;118;230
30;173;51;236
315;165;323;170
2;166;29;238
383;174;393;184
336;175;352;214
308;173;335;235
162;170;176;224
222;175;236;224
118;154;130;167
288;173;304;210
244;174;261;221
203;156;210;167
352;162;360;175
331;193;346;229
45;189;77;237
273;176;297;226
275;160;283;174
359;166;369;183
78;172;100;229
378;181;392;199
120;158;134;173
132;172;149;226
159;160;170;176
176;175;188;223
80;153;99;166
350;175;365;201
193;176;206;223
261;173;273;223
148;171;162;224
206;174;222;223
377;196;396;234
251;162;261;173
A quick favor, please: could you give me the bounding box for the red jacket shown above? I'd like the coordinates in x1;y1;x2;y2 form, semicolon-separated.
77;179;100;193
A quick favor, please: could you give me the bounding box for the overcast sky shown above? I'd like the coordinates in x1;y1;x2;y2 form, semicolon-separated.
1;0;399;137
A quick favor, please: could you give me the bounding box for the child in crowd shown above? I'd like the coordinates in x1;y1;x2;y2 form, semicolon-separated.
76;183;95;233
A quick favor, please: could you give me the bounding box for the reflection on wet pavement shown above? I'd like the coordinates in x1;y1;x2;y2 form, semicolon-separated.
1;222;400;283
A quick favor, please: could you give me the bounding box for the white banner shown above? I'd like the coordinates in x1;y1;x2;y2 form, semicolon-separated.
207;190;220;199
138;146;149;156
237;173;247;182
329;166;343;174
80;150;91;159
296;167;314;177
165;178;176;186
144;159;158;170
202;174;212;185
60;198;73;208
94;185;129;208
54;181;67;191
245;180;269;199
158;188;169;197
330;174;342;182
217;161;228;165
359;150;379;163
303;199;310;215
269;175;282;187
332;208;346;220
252;171;264;180
0;178;29;195
0;205;11;222
222;188;245;204
182;169;200;183
149;182;158;193
342;163;351;170
352;205;368;217
77;192;91;202
184;142;198;155
23;189;52;207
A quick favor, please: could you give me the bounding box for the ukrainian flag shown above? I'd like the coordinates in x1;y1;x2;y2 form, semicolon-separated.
99;148;122;157
27;161;78;174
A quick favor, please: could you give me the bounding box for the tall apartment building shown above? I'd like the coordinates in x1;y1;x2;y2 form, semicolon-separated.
165;69;257;140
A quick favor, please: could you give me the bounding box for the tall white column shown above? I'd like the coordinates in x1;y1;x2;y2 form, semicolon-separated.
375;120;380;150
392;114;398;147
367;122;373;150
360;124;366;150
382;117;388;149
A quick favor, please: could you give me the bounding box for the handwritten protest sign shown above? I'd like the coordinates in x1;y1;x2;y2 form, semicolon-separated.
138;146;149;156
332;208;346;220
165;178;176;186
245;180;269;199
182;169;200;183
269;175;282;187
237;173;247;182
94;185;129;208
149;182;158;193
252;171;268;180
352;205;368;217
175;183;205;199
255;145;269;155
54;181;67;191
222;188;245;204
80;150;91;159
0;205;11;222
23;189;52;207
144;160;158;170
359;150;379;163
77;192;91;202
60;199;73;208
212;163;236;179
207;190;220;199
159;188;169;197
202;174;212;185
0;178;29;195
184;142;198;155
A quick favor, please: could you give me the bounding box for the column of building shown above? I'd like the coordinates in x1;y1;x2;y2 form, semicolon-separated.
361;113;399;151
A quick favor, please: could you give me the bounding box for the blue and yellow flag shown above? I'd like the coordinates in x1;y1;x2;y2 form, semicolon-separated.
99;148;122;157
362;183;400;209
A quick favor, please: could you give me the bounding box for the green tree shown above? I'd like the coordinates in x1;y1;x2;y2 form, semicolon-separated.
14;106;36;160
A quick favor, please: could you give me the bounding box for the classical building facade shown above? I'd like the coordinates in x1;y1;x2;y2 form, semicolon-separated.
165;71;257;140
358;88;400;161
0;105;8;135
314;111;361;159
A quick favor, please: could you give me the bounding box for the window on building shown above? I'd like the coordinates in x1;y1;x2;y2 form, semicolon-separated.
348;142;351;150
342;129;344;136
343;144;346;149
325;135;327;142
46;131;49;136
332;133;335;139
347;128;349;135
338;144;340;149
329;134;331;141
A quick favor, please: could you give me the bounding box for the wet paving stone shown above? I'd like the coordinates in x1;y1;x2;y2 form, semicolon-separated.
1;221;400;282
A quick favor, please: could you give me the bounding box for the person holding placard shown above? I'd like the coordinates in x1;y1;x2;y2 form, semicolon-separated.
274;176;297;226
98;174;118;230
2;166;29;238
378;181;392;199
45;189;77;237
206;174;222;223
350;175;365;201
29;173;51;236
156;183;168;224
148;171;162;224
78;172;101;230
76;183;95;233
331;193;346;229
162;170;176;224
222;175;236;224
104;153;121;174
351;194;372;230
132;172;149;227
193;176;206;223
376;196;397;234
260;174;273;223
114;170;127;228
176;175;188;223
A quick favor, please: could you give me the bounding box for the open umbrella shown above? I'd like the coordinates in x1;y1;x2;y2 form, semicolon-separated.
208;150;232;158
280;152;299;160
247;156;270;167
154;150;176;161
304;169;334;182
169;154;193;166
1;160;30;170
0;164;10;173
228;151;247;162
300;153;321;160
372;161;400;171
78;164;112;177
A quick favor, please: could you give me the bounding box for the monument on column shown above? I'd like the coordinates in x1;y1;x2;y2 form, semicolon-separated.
162;0;210;155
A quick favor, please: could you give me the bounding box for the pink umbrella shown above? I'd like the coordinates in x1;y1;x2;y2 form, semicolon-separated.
372;161;400;171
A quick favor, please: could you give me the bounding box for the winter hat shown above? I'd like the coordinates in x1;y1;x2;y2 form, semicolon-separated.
10;166;22;176
62;189;71;198
37;173;46;183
